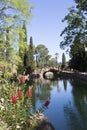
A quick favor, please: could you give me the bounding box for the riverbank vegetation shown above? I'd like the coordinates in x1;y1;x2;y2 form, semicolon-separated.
0;0;51;129
60;0;87;72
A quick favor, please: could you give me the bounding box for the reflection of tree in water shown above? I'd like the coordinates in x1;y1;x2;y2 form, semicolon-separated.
26;78;53;111
64;79;87;130
51;79;67;92
63;79;67;91
35;78;53;101
51;79;62;92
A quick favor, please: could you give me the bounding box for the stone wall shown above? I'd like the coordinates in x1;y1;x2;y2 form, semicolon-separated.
58;71;87;82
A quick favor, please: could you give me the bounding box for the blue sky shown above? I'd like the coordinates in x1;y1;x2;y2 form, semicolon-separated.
27;0;76;62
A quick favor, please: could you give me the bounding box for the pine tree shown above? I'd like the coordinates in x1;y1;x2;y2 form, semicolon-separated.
18;22;28;74
26;36;35;74
19;23;28;65
22;23;28;67
62;53;66;69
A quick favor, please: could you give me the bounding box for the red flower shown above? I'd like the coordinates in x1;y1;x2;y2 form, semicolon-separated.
18;91;23;99
44;100;50;107
28;88;32;98
19;75;26;83
12;96;17;104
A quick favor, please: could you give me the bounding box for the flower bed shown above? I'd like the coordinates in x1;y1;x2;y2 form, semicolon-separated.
0;80;51;130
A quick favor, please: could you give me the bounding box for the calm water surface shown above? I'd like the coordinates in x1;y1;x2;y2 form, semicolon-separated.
30;78;87;130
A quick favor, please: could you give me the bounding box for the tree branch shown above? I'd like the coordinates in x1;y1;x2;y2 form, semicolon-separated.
0;5;15;11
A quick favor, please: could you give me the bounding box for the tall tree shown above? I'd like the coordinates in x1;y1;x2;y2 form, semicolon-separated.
0;0;32;73
55;53;59;67
26;36;35;74
62;53;66;68
60;6;87;71
19;23;28;66
69;36;87;71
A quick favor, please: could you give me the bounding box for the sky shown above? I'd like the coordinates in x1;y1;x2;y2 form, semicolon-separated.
27;0;76;62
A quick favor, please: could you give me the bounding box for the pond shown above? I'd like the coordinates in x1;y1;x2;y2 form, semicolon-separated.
29;77;87;130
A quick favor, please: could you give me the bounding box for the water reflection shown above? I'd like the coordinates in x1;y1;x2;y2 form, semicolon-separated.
63;79;67;91
70;80;87;130
34;78;52;101
27;78;87;130
27;78;53;112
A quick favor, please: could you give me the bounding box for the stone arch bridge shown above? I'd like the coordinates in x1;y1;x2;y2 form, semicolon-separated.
33;68;59;80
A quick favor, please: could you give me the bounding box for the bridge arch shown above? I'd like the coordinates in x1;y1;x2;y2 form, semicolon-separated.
43;69;58;80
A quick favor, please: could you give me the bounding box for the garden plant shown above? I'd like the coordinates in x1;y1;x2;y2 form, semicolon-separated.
0;73;50;130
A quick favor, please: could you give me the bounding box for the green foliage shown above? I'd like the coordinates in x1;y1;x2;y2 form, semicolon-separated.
70;36;84;57
0;0;32;24
61;53;66;68
60;6;87;49
0;27;22;72
69;36;87;71
60;6;87;71
48;58;56;67
26;37;35;74
12;0;32;22
19;23;28;68
0;0;32;74
35;44;51;68
74;0;87;11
